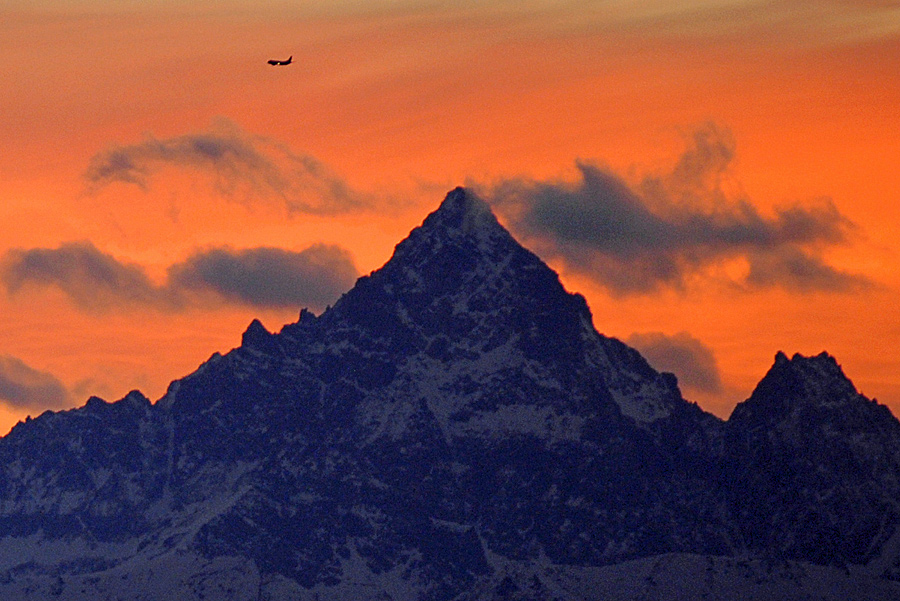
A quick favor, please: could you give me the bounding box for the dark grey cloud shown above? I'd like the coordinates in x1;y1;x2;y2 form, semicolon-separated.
84;119;366;215
1;242;357;313
1;242;167;312
168;244;358;309
625;331;723;394
0;356;73;411
744;247;868;293
485;122;872;295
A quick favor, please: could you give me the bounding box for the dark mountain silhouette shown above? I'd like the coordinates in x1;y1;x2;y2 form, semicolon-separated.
0;188;897;600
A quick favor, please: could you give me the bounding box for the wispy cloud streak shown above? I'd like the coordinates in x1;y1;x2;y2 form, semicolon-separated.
486;123;872;295
84;119;368;215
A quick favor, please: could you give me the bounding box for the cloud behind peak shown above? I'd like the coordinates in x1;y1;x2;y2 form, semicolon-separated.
485;123;871;295
626;331;723;395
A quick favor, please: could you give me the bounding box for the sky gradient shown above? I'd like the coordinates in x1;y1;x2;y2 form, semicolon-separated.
3;0;900;432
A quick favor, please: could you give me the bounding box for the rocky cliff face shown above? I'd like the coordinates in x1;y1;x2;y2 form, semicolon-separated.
0;188;897;600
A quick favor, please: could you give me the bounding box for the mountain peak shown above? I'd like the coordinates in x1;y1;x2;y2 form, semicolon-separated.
398;186;507;254
761;351;854;402
349;186;534;304
426;186;495;231
315;187;685;426
241;318;273;348
729;351;864;426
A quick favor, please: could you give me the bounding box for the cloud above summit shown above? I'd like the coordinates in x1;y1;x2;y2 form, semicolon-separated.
84;119;369;215
1;242;357;313
485;123;872;295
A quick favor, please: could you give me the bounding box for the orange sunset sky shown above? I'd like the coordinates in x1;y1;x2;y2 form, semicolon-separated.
2;0;900;434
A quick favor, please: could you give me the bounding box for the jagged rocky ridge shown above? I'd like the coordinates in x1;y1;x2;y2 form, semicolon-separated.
0;188;898;600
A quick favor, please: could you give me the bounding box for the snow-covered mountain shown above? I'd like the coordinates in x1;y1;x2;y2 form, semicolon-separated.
0;188;898;600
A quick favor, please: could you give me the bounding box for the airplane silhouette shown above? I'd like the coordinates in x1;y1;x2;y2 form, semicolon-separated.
267;56;292;66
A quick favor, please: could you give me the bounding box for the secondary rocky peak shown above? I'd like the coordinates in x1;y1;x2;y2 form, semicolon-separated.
728;350;887;433
120;389;151;408
754;351;857;406
241;318;273;349
724;353;900;569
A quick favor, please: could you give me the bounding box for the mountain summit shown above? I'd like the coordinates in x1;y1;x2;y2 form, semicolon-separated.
0;188;898;600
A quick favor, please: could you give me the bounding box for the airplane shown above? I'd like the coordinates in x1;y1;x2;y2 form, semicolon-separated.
267;56;292;66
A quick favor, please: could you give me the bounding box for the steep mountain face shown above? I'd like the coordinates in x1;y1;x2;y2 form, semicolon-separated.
0;188;898;600
155;188;729;591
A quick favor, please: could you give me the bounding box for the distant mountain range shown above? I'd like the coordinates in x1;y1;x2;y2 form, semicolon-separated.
1;188;898;600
